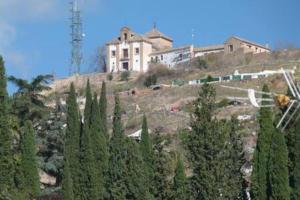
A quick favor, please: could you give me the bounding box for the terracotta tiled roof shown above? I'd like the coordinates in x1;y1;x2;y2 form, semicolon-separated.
106;34;152;45
150;45;191;55
194;44;225;52
144;28;173;42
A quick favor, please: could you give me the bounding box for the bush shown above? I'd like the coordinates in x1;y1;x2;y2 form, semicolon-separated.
120;71;130;81
107;73;113;81
195;58;207;69
144;74;157;87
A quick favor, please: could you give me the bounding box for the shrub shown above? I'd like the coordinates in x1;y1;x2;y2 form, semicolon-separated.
120;71;130;81
107;73;113;81
195;58;208;69
144;74;157;87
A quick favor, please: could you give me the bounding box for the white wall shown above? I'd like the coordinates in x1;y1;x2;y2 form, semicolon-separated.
151;47;192;68
132;42;141;71
108;45;117;72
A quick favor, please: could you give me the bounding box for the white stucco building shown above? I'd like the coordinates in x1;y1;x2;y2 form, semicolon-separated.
106;27;173;73
106;27;271;73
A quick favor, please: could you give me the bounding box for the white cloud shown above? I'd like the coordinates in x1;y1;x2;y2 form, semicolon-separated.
0;0;65;22
0;21;17;48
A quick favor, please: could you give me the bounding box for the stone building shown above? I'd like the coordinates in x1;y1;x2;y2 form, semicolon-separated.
224;36;270;54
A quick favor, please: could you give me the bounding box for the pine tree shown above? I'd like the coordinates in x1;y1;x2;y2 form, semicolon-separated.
267;130;290;200
125;138;151;199
62;83;81;199
187;83;228;199
172;156;190;200
251;84;274;200
79;80;99;199
90;93;109;199
0;56;14;192
222;117;245;199
99;81;108;137
107;94;127;200
19;120;40;198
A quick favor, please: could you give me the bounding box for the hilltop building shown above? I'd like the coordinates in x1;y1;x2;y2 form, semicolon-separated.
106;27;271;73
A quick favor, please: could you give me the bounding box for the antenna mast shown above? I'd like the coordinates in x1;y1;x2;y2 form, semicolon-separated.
70;0;83;75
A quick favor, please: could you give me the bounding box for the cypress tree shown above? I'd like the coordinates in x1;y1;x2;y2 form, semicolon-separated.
140;115;153;166
267;130;290;199
251;84;274;200
62;160;74;200
140;115;154;195
79;80;99;199
172;156;190;200
125;138;151;199
90;93;109;199
289;118;300;199
99;81;107;137
152;133;172;200
0;56;14;192
19;120;40;198
107;94;127;200
62;83;81;199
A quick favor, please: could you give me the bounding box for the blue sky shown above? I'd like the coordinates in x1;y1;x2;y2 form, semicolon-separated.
1;0;300;90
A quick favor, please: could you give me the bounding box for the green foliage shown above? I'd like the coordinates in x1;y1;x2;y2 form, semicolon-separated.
90;93;109;199
120;71;130;81
217;98;229;108
99;81;108;137
0;55;14;193
107;94;127;199
186;84;244;199
251;85;274;200
107;73;113;81
62;83;81;199
140;115;154;196
79;80;99;199
62;160;73;200
172;157;190;200
144;74;157;87
152;133;172;200
8;74;53;123
125;138;151;199
19;121;40;197
195;58;208;69
287;117;300;199
267;130;290;200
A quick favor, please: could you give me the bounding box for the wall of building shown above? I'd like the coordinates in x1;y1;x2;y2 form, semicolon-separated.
132;42;141;71
141;42;153;72
194;49;224;57
224;38;270;54
148;37;173;50
151;46;193;68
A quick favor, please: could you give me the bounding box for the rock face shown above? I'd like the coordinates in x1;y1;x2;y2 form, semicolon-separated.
39;170;56;186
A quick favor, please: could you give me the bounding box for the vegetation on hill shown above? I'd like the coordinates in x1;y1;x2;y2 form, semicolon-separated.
1;50;300;199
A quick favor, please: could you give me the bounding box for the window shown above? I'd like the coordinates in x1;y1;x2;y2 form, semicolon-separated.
124;33;128;40
248;45;252;48
161;55;163;60
111;50;116;57
135;48;140;54
229;45;234;52
123;49;129;58
178;54;183;61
